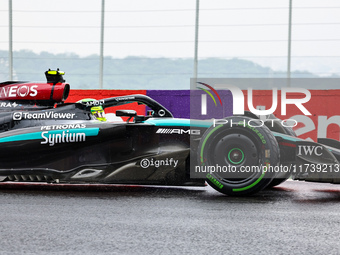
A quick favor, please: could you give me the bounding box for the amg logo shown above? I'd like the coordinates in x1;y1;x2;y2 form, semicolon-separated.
156;128;200;135
298;145;323;156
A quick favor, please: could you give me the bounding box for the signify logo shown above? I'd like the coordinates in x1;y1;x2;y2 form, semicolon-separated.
199;82;312;116
140;158;179;168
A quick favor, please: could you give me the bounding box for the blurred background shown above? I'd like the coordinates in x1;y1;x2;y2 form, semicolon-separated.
0;0;340;89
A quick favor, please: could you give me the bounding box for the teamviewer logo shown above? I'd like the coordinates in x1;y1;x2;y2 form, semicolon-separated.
13;112;22;120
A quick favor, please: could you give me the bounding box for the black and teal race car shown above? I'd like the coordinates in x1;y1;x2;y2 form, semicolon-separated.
1;70;340;196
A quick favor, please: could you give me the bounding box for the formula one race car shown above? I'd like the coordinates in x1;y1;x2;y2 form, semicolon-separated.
1;70;340;196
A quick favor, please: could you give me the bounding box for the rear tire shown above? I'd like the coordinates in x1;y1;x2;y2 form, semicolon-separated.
199;117;280;196
265;123;297;188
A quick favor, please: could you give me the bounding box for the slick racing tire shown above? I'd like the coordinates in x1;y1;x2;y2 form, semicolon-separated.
199;116;280;196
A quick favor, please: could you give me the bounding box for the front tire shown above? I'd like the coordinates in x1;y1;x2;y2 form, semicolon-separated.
199;116;280;196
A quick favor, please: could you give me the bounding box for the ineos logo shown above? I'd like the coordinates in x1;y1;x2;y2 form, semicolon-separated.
0;85;38;98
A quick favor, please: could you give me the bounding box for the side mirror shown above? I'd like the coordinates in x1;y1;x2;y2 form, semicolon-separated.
116;110;137;123
116;110;137;117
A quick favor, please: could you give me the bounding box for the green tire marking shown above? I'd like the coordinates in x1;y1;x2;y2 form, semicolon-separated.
206;173;223;189
227;148;244;165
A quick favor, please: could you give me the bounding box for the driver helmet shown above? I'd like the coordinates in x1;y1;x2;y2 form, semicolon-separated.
90;106;106;122
77;98;107;122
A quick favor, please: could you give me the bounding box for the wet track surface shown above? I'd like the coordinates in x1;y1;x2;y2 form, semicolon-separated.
1;181;340;254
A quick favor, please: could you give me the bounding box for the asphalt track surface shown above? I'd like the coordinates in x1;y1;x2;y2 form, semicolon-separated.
1;181;340;255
